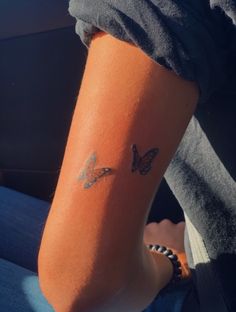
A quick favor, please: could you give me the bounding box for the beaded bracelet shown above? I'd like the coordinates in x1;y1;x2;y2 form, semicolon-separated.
146;244;182;284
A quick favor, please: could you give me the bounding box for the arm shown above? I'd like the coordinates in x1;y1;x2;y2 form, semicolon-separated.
38;31;198;312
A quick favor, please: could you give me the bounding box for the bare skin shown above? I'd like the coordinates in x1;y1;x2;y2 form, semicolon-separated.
38;31;198;312
144;220;191;279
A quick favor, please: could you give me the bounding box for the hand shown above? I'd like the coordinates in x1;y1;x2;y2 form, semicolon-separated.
144;219;185;252
144;219;191;279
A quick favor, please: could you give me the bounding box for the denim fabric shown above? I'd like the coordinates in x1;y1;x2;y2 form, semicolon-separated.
0;187;53;311
143;282;193;312
0;258;54;312
0;187;51;272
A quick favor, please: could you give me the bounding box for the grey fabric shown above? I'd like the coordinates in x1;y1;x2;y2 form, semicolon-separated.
165;116;236;259
68;0;236;104
165;115;236;311
185;214;228;312
211;0;236;24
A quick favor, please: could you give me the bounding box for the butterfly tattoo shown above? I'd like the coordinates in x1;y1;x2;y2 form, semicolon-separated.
131;144;159;175
78;153;112;189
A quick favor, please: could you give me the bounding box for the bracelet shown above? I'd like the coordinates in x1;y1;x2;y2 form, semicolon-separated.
146;244;182;284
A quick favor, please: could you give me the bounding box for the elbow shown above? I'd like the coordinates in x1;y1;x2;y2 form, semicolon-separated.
38;250;125;312
38;268;94;312
38;273;121;312
38;254;66;311
38;249;78;312
38;254;91;312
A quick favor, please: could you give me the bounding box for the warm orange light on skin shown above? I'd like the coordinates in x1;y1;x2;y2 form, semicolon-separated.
38;31;198;312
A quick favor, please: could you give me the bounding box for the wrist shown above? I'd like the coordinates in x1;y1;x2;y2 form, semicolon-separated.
142;244;174;291
147;244;191;283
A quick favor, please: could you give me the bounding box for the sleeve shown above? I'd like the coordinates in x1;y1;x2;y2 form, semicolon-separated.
68;0;232;104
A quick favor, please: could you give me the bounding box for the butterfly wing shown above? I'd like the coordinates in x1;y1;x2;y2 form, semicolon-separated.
84;167;112;189
78;153;96;180
131;144;141;172
139;148;159;175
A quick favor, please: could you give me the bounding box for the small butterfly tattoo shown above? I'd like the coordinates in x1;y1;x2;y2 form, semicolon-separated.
78;153;112;189
131;144;159;175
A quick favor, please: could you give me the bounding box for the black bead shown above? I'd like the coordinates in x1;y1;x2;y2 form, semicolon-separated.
146;244;182;285
176;268;182;275
169;254;178;261
164;249;173;256
158;246;167;252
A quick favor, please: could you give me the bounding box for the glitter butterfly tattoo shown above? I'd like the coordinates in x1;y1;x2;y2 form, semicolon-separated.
78;152;112;189
131;144;159;175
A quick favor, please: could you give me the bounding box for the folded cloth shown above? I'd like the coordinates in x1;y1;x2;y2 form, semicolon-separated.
165;116;236;312
68;0;235;104
185;214;228;312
